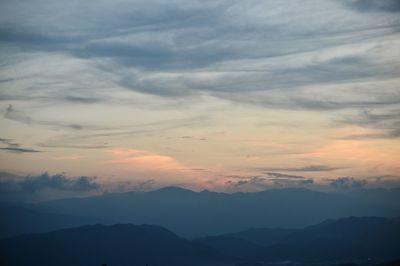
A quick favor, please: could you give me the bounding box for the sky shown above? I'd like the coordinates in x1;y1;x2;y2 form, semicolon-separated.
0;0;400;201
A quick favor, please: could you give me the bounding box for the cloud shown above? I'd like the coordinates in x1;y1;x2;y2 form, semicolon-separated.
226;176;268;189
4;104;89;130
63;96;101;104
0;1;233;71
272;178;314;187
266;172;306;179
338;109;400;139
18;110;208;150
0;0;398;111
52;155;84;160
0;0;399;187
133;179;156;192
263;172;314;187
40;143;110;149
105;148;185;172
0;172;100;193
263;165;343;172
0;137;42;153
0;137;15;146
106;179;157;193
330;177;368;190
344;0;400;13
0;147;41;153
225;174;314;191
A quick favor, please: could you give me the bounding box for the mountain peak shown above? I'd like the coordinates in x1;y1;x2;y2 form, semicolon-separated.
150;186;195;194
0;223;229;266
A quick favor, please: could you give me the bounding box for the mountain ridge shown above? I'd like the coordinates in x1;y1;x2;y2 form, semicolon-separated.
1;217;400;265
0;223;231;266
2;187;400;238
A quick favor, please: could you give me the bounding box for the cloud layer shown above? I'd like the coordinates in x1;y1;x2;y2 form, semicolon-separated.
0;172;99;192
1;0;399;109
0;0;399;193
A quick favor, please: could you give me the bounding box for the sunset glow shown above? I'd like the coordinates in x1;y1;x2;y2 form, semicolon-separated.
0;0;399;198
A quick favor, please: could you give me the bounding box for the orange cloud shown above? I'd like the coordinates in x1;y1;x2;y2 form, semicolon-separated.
101;148;222;190
105;148;183;171
306;138;400;176
53;155;84;160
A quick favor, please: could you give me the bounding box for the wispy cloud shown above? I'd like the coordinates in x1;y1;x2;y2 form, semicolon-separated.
105;148;183;171
0;171;101;202
225;176;268;190
266;172;306;179
4;104;102;131
0;147;41;153
0;0;398;110
0;172;99;193
338;109;400;139
329;176;368;190
52;155;84;160
224;172;315;191
271;178;314;188
261;165;345;172
0;137;42;153
343;0;400;13
0;0;399;189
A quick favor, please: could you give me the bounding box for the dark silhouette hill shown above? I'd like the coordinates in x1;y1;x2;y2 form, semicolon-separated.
225;217;400;263
1;217;399;265
35;187;400;237
193;235;265;258
0;224;231;266
193;227;298;258
226;227;298;247
191;217;400;263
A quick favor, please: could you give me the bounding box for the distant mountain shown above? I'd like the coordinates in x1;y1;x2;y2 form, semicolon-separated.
0;224;231;266
193;227;297;258
35;187;400;237
193;235;265;258
344;188;400;210
226;227;298;247
249;217;400;263
149;186;198;196
1;217;399;266
0;203;106;239
193;217;400;264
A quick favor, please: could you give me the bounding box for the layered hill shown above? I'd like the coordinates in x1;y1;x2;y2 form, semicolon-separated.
0;224;230;266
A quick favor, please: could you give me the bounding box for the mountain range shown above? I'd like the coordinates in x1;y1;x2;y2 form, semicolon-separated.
1;216;399;266
0;224;229;266
1;187;400;238
195;216;400;263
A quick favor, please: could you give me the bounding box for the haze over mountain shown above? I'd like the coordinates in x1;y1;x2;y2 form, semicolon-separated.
42;186;400;237
0;203;109;238
196;216;400;263
0;224;230;266
1;217;399;266
1;186;398;238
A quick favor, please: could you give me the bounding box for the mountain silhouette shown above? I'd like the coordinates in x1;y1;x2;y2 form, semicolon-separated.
34;187;400;237
254;216;400;262
1;217;399;265
193;235;265;258
198;216;400;263
0;203;106;238
0;224;231;266
225;227;298;247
